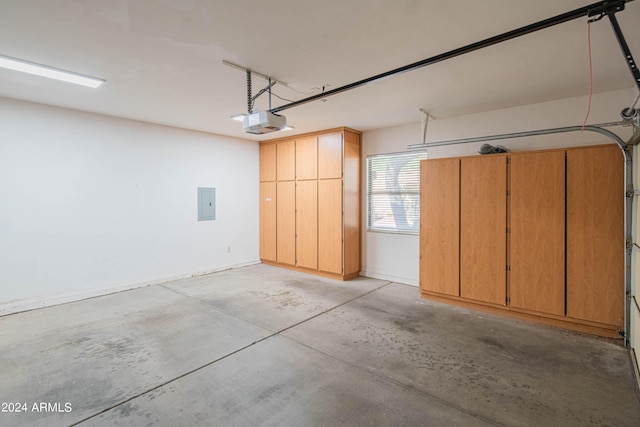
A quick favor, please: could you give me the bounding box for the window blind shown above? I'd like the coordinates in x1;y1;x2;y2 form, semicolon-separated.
367;151;428;234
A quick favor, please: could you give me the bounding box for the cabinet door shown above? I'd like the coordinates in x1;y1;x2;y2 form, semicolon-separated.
318;179;342;274
260;182;277;261
277;140;295;181
318;133;343;179
567;145;624;326
260;144;276;182
420;158;460;296
510;151;565;315
460;156;507;305
277;181;296;265
296;136;317;180
296;180;318;269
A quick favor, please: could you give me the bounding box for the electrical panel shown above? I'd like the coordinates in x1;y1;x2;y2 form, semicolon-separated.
198;187;215;221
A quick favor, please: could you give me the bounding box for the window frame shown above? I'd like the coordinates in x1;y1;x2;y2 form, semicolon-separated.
366;150;428;236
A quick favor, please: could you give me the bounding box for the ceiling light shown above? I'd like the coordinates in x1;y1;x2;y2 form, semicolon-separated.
0;54;105;88
230;113;246;122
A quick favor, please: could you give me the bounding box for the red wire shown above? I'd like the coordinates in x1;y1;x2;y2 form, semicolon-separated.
582;21;593;132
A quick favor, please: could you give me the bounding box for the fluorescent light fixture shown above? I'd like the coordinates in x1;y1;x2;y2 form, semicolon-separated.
0;54;105;88
230;113;246;121
281;125;294;131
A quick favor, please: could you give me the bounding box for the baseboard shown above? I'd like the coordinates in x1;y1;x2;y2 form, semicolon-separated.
360;270;418;286
187;260;260;278
0;259;261;317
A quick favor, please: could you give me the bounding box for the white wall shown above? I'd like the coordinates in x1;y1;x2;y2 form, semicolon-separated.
0;97;259;312
361;88;636;286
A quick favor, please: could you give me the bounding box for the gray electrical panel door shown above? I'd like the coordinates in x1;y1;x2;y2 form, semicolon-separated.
198;187;215;221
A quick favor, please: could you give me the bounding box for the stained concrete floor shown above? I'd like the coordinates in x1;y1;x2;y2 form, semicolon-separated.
1;264;639;426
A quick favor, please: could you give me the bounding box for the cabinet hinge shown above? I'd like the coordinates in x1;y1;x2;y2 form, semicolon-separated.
506;296;511;304
506;227;510;233
506;190;510;196
506;265;511;271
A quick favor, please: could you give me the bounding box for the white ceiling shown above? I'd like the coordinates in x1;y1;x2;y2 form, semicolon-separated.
0;0;638;140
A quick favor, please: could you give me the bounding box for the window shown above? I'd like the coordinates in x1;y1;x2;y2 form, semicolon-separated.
367;151;428;234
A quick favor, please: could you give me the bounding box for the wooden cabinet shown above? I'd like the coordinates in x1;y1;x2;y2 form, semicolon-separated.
296;136;317;180
259;182;277;262
276;181;295;266
420;145;624;338
318;133;343;179
567;145;624;325
260;142;279;263
277;139;295;181
510;151;565;315
318;179;343;274
343;131;361;276
259;128;361;280
260;144;276;182
420;158;460;296
296;180;318;269
460;156;507;305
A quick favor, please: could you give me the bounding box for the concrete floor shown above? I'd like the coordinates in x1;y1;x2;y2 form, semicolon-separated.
1;264;639;426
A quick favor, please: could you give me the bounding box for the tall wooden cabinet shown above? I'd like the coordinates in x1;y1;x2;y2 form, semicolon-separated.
420;158;460;296
420;144;624;338
510;150;565;315
259;181;277;262
259;128;361;280
566;146;624;326
460;156;507;305
259;144;277;262
276;181;295;265
296;180;318;270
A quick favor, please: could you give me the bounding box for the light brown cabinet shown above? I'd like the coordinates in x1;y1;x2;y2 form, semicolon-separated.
318;133;343;179
318;179;343;274
276;139;295;181
276;181;295;266
343;131;361;276
460;156;507;305
259;182;277;262
567;145;624;326
296;180;318;270
260;144;276;182
420;144;624;338
510;150;565;315
259;128;361;280
295;136;318;180
420;158;460;296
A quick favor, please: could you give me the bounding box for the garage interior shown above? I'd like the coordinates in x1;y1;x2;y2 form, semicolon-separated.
1;1;640;426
